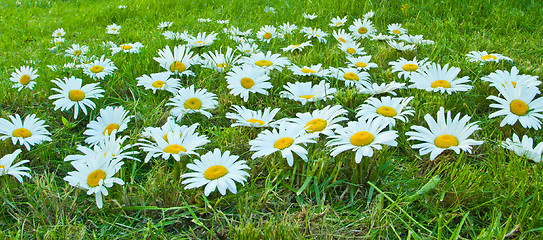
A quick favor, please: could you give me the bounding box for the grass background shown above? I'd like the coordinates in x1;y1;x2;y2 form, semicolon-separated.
1;0;543;238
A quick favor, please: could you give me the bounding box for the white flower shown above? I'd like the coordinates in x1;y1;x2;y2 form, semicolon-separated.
157;21;174;29
287;105;348;136
82;55;117;80
9;65;39;91
338;41;367;56
153;45;198;77
355;81;406;96
49;76;104;119
348;18;376;39
217;20;229;24
187;32;218;48
502;134;543;162
466;51;513;65
278;22;297;37
83;106;133;146
226;105;280;128
345;55;378;71
332;29;355;43
240;51;291;73
280;80;336;105
138;126;209;163
488;82;543;129
329;16;348;27
106;23;121;34
301;27;328;43
226;65;272;101
264;6;276;13
356;96;415;127
257;25;277;43
198;18;212;23
303;13;318;20
482;66;540;91
167;85;218;121
387;40;416;51
111;42;144;54
281;41;312;52
64;44;89;59
137;72;181;94
408;63;472;94
0;150;31;183
288;63;330;78
371;33;395;41
65;131;138;165
387;23;407;35
236;42;260;55
389;57;430;80
52;28;65;37
201;47;241;72
329;67;371;87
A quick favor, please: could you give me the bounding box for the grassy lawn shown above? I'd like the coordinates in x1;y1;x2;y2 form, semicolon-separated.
1;0;543;238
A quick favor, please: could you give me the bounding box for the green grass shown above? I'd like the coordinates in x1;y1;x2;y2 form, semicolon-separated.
1;0;543;238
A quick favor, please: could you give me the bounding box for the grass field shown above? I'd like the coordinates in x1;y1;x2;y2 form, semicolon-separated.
1;0;543;238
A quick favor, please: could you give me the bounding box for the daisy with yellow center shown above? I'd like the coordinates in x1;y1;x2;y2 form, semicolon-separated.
278;22;297;38
288;105;348;136
111;42;144;54
9;65;39;91
52;28;65;37
488;82;543;130
187;32;218;48
226;65;272;102
345;55;378;71
482;66;541;91
288;63;331;78
64;44;89;59
465;51;512;65
387;40;416;51
279;80;337;105
65;131;138;168
408;63;472;94
49;76;104;119
356;96;415;127
303;13;318;20
249;124;317;167
502;134;543;162
327;118;398;163
138;127;209;163
406;107;483;160
0;150;31;183
236;42;261;55
167;85;218;121
226;105;281;128
64;153;124;209
389;57;430;80
136;72;181;94
338;41;366;56
387;23;407;35
301;27;329;43
257;25;277;43
329;67;371;87
182;149;250;196
348;18;376;39
83;106;133;146
106;23;121;34
201;47;241;72
329;16;348;27
153;45;198;77
332;29;355;43
239;51;291;73
83;55;117;80
281;41;313;52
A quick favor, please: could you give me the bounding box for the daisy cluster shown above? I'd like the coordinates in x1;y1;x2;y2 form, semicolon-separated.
2;9;539;209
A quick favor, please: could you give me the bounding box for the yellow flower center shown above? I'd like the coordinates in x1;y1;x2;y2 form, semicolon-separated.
56;32;62;36
73;50;82;56
163;144;187;154
19;75;31;85
255;60;273;67
121;45;133;50
402;63;419;71
170;61;187;73
358;27;368;34
240;77;255;89
56;41;62;45
346;48;356;54
350;131;375;146
376;106;397;117
184;97;202;110
196;41;205;45
355;62;367;68
299;95;315;100
344;72;359;81
111;28;117;31
87;169;106;187
481;54;497;60
204;165;228;180
434;134;459;149
0;165;4;169
68;90;86;101
431;80;451;88
103;123;120;135
392;29;401;34
12;128;32;138
217;63;228;68
247;118;265;126
152;80;166;88
274;137;294;150
304;118;327;133
338;38;346;43
244;50;250;53
336;22;343;26
510;100;529;116
263;32;272;39
301;68;316;73
90;65;104;73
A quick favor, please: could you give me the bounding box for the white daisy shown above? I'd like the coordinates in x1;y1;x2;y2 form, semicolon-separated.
356;96;415;127
226;105;280;128
157;21;174;29
329;16;348;27
187;32;218;48
406;107;483;160
287;105;348;136
111;42;144;54
303;13;318;20
348;18;376;39
397;34;434;45
106;23;121;34
0;150;31;183
387;23;407;36
466;51;513;65
408;63;472;94
201;47;241;72
355;81;406;96
141;119;200;143
198;18;212;23
288;63;330;78
64;44;89;59
332;29;355;43
217;20;229;24
249;123;317;167
52;28;65;37
280;80;336;105
224;26;252;37
239;51;291;73
371;33;395;41
83;106;133;146
52;37;65;46
389;57;430;80
278;22;297;38
345;55;378;71
0;114;51;151
138;128;209;163
153;45;198;77
387;40;416;51
482;66;540;90
236;42;260;55
256;25;277;43
488;82;543;129
225;65;272;101
301;27;328;43
182;149;250;196
136;72;181;94
281;41;313;52
167;85;218;121
82;55;117;80
162;31;191;41
502;134;543;162
329;67;371;87
338;41;366;56
9;65;39;91
326;118;398;163
65;132;138;165
49;76;105;119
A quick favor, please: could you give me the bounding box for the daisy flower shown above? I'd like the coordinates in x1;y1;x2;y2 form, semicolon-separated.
49;76;105;119
488;82;543;129
236;42;260;55
224;26;252;37
65;132;138;164
118;5;127;9
257;25;278;43
338;41;366;56
138;128;209;163
52;37;65;46
264;6;276;13
332;29;355;43
226;65;272;101
387;40;416;51
239;51;291;73
502;134;543;162
226;105;280;128
466;51;513;65
154;45;199;77
217;20;229;24
136;72;181;94
83;106;133;146
0;150;31;183
187;32;218;48
141;120;202;144
355;81;406;96
326;118;398;163
182;149;250;196
371;33;395;41
201;47;241;72
387;23;407;36
406;107;483;160
249;123;317;167
106;23;121;34
281;41;312;52
0;113;51;151
167;85;218;121
356;96;415;127
303;13;318;20
348;18;376;39
157;21;174;29
329;16;348;27
345;55;378;71
329;67;371;87
397;34;433;45
9;65;39;91
52;28;65;37
64;44;89;59
408;63;472;94
162;31;191;41
198;18;212;23
82;55;117;80
279;80;336;105
111;42;144;54
278;22;297;38
288;105;348;136
482;66;540;90
301;27;328;43
64;154;124;209
389;57;430;80
288;63;330;78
